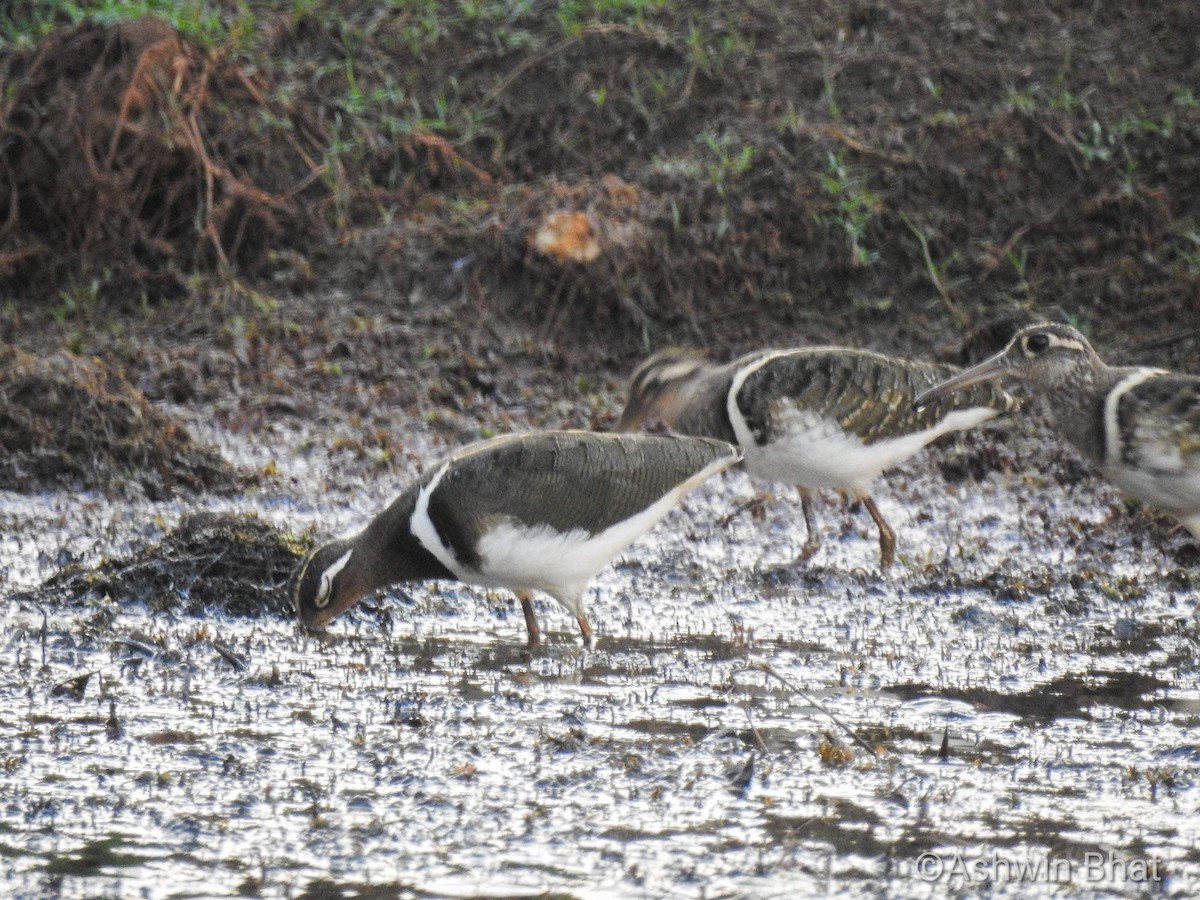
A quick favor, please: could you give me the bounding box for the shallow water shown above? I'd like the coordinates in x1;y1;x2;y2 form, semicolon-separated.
2;423;1199;898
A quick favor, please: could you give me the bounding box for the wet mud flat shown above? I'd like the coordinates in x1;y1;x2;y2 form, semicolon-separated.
2;415;1200;899
2;1;1199;895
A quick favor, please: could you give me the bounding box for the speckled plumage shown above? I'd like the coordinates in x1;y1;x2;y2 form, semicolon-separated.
732;349;1016;451
291;430;741;645
1111;374;1200;472
619;346;1017;567
914;322;1200;541
619;348;746;444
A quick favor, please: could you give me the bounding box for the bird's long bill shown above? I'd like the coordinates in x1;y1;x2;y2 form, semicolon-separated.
303;606;337;631
913;350;1015;410
303;586;366;631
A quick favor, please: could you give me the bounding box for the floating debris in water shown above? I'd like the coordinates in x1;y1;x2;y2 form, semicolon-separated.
49;671;93;701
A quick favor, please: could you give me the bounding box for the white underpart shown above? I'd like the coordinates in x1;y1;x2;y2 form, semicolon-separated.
1106;464;1200;529
1102;368;1200;522
726;352;997;493
409;453;735;616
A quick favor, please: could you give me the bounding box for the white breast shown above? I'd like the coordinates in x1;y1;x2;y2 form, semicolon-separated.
409;453;734;615
1104;464;1200;523
1100;368;1200;524
745;404;996;492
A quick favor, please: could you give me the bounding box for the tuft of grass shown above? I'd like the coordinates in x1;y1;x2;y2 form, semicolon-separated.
699;132;754;197
556;0;666;35
53;277;102;324
819;152;881;267
1173;231;1200;277
901;213;965;326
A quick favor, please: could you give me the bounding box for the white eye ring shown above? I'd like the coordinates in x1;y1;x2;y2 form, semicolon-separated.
313;549;353;609
314;574;333;608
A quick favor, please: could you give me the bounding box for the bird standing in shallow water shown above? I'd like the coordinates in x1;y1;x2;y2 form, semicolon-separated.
618;346;1017;569
290;431;741;647
914;322;1200;543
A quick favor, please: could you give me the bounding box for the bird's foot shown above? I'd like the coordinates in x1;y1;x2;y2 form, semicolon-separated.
791;539;821;566
715;492;776;529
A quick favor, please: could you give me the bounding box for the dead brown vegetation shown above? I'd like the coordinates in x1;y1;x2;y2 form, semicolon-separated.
0;17;330;299
2;2;1198;365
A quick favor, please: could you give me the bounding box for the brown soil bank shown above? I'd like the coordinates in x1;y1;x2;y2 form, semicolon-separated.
0;346;240;497
1;2;1198;363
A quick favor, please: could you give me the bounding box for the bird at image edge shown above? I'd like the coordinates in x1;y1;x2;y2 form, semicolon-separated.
915;322;1200;543
618;345;1018;569
290;430;742;647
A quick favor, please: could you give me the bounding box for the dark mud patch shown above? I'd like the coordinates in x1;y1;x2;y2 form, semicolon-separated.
764;802;901;859
888;670;1174;723
17;511;309;618
0;15;491;304
911;561;1150;608
0;346;240;497
319;0;1200;362
41;836;147;878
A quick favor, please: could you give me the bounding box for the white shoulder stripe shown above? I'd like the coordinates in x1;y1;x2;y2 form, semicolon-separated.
409;460;468;578
1103;368;1168;467
726;351;789;448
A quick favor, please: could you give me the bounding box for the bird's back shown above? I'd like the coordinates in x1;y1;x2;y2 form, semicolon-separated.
424;431;740;570
735;348;1017;447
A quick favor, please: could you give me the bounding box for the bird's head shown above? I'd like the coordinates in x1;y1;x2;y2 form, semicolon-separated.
616;347;709;432
915;323;1101;409
290;539;360;630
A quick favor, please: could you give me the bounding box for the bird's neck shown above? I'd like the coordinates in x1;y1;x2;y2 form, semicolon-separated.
1041;359;1122;465
682;363;742;445
627;363;741;446
351;482;456;595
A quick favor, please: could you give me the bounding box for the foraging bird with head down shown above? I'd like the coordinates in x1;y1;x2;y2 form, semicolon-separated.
290;430;741;647
914;322;1200;543
618;346;1017;568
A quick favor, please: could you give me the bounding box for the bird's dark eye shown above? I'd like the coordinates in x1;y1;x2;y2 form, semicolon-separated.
1024;333;1050;354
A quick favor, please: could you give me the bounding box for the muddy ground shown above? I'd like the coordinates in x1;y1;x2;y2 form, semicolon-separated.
1;1;1199;897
